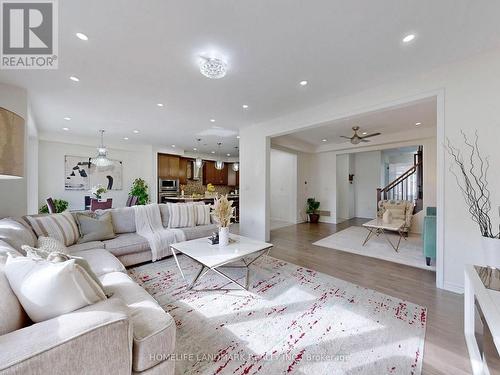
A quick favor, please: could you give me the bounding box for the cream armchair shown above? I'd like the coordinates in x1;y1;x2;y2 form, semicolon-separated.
377;199;414;232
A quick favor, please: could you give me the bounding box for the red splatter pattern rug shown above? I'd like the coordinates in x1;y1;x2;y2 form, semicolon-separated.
128;255;426;374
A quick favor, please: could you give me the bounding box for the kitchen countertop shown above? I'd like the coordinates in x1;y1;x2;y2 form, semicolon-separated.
164;195;239;201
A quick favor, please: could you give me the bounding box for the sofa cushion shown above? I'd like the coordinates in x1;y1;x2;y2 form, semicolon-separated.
0;240;28;336
71;248;126;276
97;207;136;234
181;224;218;240
194;204;211;226
100;271;176;372
0;218;37;254
68;241;104;253
24;212;80;246
103;233;150;256
167;203;195;228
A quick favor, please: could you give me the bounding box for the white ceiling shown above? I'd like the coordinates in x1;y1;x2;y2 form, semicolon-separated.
274;97;437;149
1;1;500;155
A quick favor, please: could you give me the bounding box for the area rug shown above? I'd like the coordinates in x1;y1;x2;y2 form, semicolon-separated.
129;255;426;374
313;226;434;271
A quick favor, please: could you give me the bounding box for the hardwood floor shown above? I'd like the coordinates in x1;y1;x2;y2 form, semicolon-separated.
269;219;470;375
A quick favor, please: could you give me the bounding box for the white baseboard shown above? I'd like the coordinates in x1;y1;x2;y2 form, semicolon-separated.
443;281;464;294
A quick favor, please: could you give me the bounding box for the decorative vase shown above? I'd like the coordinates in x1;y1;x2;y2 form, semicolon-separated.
219;227;230;247
383;210;393;224
480;237;500;268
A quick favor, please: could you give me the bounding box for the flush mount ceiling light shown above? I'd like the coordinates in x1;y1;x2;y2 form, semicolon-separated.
415;122;422;126
133;130;139;134
242;104;249;109
299;80;308;86
199;57;227;79
69;75;80;82
402;34;416;43
76;32;88;41
321;138;327;142
90;130;114;168
157;103;164;107
210;119;216;123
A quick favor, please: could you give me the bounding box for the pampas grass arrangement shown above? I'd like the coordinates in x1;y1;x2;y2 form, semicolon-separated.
211;194;235;228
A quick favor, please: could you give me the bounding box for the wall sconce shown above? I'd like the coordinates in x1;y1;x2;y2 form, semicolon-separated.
349;174;354;184
0;107;25;179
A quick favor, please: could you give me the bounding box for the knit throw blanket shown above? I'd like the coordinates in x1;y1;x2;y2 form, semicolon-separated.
134;204;186;261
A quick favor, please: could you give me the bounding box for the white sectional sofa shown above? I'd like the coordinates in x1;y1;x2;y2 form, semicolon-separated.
0;204;217;375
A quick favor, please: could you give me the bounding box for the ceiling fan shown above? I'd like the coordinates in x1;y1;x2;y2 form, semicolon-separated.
340;126;381;145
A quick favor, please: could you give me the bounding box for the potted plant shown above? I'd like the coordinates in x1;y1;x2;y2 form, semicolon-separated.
211;194;235;246
39;199;69;214
90;184;107;200
447;131;500;267
129;178;150;205
306;198;320;223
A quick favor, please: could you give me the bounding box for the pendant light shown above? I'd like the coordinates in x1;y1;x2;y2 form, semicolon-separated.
232;146;239;172
90;130;113;168
215;142;224;170
195;138;203;168
0;108;24;179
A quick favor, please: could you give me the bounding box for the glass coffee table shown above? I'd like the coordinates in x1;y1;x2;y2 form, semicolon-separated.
170;234;273;291
362;218;406;252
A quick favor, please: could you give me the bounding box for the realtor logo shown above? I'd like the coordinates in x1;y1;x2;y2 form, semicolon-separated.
1;0;58;69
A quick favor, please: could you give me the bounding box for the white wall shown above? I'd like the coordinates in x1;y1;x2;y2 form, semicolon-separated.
38;140;154;211
240;47;500;292
0;83;28;218
353;151;381;218
336;153;354;222
270;148;297;223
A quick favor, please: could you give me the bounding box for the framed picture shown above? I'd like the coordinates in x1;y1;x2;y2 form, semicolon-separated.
65;156;91;190
89;159;123;190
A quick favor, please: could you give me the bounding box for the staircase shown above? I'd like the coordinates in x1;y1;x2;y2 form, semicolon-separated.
377;147;423;213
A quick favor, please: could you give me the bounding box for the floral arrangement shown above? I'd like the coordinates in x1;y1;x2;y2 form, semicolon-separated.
90;185;107;199
211;194;234;228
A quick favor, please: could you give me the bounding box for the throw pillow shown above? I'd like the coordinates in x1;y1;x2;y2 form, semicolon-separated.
4;255;106;322
76;212;116;243
194;204;211;226
168;203;196;228
21;236;69;260
25;211;80;246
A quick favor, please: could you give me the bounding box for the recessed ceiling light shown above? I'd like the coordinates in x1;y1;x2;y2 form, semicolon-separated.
415;122;422;126
157;103;164;107
171;145;176;148
242;104;249;109
236;135;240;139
133;130;139;134
299;80;308;86
63;117;71;121
211;151;215;154
227;153;231;157
193;148;197;151
210;119;215;123
402;34;416;43
123;137;129;140
62;127;69;131
75;32;88;41
69;75;80;82
362;132;367;135
321;138;327;142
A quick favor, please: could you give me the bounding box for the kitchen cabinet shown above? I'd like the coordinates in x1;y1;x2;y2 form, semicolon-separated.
158;154;179;179
179;157;188;184
228;166;239;187
203;161;228;185
158;154;189;183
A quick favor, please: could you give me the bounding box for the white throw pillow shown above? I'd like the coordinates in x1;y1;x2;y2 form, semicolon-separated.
194;204;211;226
4;255;106;322
168;203;196;228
